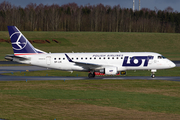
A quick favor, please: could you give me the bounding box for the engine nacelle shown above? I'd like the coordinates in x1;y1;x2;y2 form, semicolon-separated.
105;67;118;75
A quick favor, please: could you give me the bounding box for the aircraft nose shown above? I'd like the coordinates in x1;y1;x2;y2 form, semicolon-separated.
170;61;176;68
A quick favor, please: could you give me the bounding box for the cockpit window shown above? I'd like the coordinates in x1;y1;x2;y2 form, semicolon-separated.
158;56;166;59
162;56;166;59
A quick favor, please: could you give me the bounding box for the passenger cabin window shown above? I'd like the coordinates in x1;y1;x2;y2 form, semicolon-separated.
63;58;65;60
54;58;56;60
59;58;61;60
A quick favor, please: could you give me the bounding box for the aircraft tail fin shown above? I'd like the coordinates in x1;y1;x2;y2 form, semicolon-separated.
7;26;46;56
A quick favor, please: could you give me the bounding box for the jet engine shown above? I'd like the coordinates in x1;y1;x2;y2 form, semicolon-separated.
98;67;118;75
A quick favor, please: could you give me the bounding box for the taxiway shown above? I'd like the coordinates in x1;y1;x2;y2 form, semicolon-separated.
0;75;180;82
0;64;180;81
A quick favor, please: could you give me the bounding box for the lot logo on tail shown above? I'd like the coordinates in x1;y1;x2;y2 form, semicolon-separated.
10;32;27;50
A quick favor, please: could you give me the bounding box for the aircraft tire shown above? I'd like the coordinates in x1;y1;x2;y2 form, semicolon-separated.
88;73;95;78
151;74;155;78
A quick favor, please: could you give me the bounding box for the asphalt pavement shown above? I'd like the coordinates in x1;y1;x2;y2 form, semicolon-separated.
0;61;180;81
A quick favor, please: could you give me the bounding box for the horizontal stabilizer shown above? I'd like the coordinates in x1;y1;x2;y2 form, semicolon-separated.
5;54;29;61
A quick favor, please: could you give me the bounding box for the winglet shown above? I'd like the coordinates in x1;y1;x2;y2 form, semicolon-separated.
65;54;73;62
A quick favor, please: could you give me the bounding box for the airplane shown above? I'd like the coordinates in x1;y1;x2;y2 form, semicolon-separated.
5;26;176;78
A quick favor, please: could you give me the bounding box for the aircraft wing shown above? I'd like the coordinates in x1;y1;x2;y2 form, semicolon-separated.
65;54;105;69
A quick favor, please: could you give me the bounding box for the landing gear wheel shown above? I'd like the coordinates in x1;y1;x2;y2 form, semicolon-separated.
151;74;155;78
151;70;156;78
88;72;95;78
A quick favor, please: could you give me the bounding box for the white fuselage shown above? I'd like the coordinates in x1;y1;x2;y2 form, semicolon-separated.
14;52;176;72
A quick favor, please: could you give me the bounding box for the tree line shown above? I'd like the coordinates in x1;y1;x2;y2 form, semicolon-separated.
0;1;180;33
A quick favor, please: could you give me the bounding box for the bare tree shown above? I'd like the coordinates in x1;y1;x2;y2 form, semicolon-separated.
0;1;179;33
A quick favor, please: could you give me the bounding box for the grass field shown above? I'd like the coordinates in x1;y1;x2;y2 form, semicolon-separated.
1;80;180;119
0;31;180;60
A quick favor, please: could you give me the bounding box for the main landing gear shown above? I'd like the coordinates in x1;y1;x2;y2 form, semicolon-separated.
88;72;95;78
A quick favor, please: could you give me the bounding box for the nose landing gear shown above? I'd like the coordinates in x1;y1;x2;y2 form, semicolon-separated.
151;74;155;78
151;69;157;78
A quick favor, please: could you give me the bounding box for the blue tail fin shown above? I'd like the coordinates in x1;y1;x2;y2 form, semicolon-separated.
7;26;46;55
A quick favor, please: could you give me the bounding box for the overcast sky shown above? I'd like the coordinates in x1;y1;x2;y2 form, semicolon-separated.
3;0;180;12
